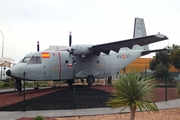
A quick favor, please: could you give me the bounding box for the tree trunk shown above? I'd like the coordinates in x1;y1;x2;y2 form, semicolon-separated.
130;107;136;120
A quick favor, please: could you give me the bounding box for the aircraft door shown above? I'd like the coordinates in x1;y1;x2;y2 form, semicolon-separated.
24;56;44;80
104;55;111;75
43;61;52;80
25;65;36;80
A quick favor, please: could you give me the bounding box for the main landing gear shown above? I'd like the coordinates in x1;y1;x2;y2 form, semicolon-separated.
66;75;95;86
86;75;95;86
66;79;74;86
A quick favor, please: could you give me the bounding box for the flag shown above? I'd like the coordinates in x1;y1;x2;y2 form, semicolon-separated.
41;52;50;58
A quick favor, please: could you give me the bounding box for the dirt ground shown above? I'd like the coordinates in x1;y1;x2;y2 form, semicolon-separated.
18;108;180;120
54;108;180;120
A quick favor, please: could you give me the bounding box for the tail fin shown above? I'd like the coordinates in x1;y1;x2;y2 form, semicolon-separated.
133;18;147;38
133;18;149;50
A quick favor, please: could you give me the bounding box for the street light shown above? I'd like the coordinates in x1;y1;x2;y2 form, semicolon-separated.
165;50;170;101
0;31;4;80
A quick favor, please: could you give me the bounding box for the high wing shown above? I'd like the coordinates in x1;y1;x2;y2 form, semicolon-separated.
90;34;168;55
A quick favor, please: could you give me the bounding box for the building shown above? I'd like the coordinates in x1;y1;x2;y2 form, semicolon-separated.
120;57;180;79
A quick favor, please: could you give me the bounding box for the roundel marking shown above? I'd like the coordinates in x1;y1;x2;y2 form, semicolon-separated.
122;54;125;59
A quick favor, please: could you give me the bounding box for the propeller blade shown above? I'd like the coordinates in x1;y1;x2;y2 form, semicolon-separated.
69;31;72;47
37;41;40;52
68;31;72;68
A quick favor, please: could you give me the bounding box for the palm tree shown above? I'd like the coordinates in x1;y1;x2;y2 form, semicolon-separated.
106;71;158;120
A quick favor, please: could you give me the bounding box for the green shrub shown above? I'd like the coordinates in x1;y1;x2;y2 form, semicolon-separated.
3;82;14;88
35;115;44;120
177;83;180;96
0;83;3;88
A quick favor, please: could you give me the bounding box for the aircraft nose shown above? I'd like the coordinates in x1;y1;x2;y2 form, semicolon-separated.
6;69;11;76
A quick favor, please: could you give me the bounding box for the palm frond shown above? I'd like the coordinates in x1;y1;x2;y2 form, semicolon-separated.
106;70;158;113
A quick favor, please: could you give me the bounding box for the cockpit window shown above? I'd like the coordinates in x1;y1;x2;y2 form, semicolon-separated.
21;57;31;63
28;56;35;64
28;56;42;64
35;56;42;64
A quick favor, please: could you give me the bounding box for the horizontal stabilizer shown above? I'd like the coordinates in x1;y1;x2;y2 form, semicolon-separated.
141;48;168;56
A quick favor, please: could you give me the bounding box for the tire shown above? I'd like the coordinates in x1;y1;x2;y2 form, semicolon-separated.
67;79;74;86
15;79;22;96
86;75;95;86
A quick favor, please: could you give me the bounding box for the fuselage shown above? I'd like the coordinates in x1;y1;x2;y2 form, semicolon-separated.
7;48;142;81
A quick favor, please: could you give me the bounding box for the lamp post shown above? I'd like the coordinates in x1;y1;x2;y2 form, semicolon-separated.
0;31;4;80
165;66;168;101
23;71;26;111
165;50;170;101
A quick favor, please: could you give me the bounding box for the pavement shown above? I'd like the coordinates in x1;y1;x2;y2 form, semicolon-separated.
0;99;180;120
1;89;180;120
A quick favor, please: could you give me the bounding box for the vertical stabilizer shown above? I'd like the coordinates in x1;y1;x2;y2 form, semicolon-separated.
133;18;147;38
133;18;149;50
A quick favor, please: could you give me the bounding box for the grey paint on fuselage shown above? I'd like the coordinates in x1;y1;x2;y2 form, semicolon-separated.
10;48;141;81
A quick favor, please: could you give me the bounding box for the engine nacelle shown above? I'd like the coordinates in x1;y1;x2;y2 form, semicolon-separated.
71;45;93;57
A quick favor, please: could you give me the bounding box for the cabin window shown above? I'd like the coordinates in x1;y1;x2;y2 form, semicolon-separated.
73;60;76;64
65;60;69;64
97;60;99;64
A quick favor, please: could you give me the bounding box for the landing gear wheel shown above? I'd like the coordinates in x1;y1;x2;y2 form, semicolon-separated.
86;75;95;86
15;79;22;96
34;81;39;90
81;79;84;83
67;79;74;86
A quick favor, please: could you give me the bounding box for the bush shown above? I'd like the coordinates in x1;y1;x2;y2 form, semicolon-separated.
177;83;180;96
0;83;3;88
35;115;44;120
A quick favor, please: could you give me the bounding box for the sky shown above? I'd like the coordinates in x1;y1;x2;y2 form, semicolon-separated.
0;0;180;63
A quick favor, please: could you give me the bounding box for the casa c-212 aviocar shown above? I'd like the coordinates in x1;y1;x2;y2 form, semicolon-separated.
6;18;168;94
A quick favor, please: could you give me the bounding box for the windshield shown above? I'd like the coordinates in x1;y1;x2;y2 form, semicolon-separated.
21;57;31;63
28;56;42;64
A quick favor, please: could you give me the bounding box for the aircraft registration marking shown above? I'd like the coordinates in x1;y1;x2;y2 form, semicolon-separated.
117;54;130;59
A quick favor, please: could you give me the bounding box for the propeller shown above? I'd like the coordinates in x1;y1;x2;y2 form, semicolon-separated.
66;31;73;53
37;41;40;52
69;31;72;47
68;31;72;68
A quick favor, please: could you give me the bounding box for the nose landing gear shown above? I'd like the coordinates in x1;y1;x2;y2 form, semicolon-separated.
15;79;22;95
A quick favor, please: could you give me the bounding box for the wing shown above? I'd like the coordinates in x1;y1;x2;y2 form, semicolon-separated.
90;34;168;55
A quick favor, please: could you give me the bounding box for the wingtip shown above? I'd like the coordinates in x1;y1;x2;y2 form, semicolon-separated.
155;34;168;39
